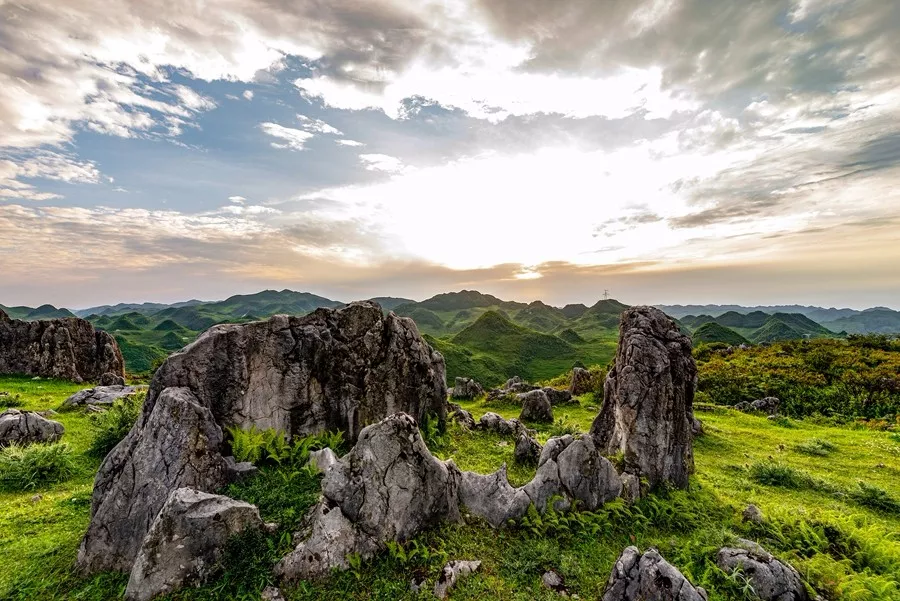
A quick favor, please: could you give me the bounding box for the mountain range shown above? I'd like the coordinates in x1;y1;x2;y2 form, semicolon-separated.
3;290;899;383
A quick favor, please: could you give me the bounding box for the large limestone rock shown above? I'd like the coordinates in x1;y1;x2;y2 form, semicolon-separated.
541;387;574;406
78;302;447;574
450;377;483;400
716;541;809;601
519;389;553;423
0;409;64;446
63;385;146;407
0;308;124;383
125;488;264;601
569;366;593;396
602;546;708;601
590;306;697;489
78;387;233;573
275;413;461;581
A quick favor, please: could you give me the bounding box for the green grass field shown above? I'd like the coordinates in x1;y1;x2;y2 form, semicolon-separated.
2;375;898;600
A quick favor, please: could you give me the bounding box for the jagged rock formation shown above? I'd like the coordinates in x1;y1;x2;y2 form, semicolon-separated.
275;414;461;581
0;308;124;383
590;306;697;489
450;377;483;400
63;385;146;407
570;366;593;396
519;389;553;423
602;546;709;601
433;560;481;599
77;302;447;574
125;488;264;601
0;409;64;446
486;376;538;401
450;407;477;429
716;541;809;601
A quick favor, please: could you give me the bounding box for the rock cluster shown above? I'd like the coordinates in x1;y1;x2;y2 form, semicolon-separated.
450;377;483;400
433;560;481;599
0;308;124;383
735;396;780;414
0;408;65;446
476;412;527;437
716;540;809;601
602;546;708;601
78;302;448;574
590;306;697;490
541;387;574;406
63;385;146;407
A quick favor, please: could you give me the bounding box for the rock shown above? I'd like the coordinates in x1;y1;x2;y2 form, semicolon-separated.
78;301;447;575
542;387;574;406
590;306;697;490
99;372;126;387
308;447;338;473
716;542;809;601
0;409;64;446
570;366;593;396
743;504;763;524
555;436;622;511
734;401;751;411
0;309;124;382
476;412;527;437
459;465;531;527
692;415;704;436
275;413;461;581
519;389;553;423
261;586;287;601
77;387;233;573
602;546;709;601
63;385;146;407
433;560;481;599
451;408;477;430
125;488;264;601
751;397;780;414
450;377;483;400
620;473;641;504
514;433;542;466
542;569;567;594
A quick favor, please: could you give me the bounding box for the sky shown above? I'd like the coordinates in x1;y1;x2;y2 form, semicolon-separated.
1;0;898;310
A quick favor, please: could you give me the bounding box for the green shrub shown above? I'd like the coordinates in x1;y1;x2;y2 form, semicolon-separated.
848;482;900;514
0;393;24;408
794;438;836;456
0;442;77;490
748;462;819;489
548;417;581;437
87;394;143;458
227;426;344;468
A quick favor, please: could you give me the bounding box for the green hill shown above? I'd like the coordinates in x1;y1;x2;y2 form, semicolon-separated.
558;328;586;344
692;322;748;345
680;315;715;328
0;305;33;320
514;301;568;332
560;303;588;319
153;319;184;331
749;318;804;343
408;290;527;313
400;308;444;334
716;310;769;329
109;316;139;331
823;308;900;334
25;304;75;319
368;297;415;311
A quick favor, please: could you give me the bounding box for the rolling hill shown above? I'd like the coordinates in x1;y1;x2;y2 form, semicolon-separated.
692;322;749;345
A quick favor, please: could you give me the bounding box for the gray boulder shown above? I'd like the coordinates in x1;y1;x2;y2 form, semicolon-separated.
78;301;447;575
743;504;764;524
63;385;146;407
542;387;574;406
0;308;124;383
0;409;64;446
716;541;809;601
590;306;697;490
476;412;527;437
433;560;481;599
602;546;708;601
555;436;622;510
570;366;593;396
751;397;780;414
519;389;553;423
451;408;477;430
275;413;461;581
692;415;704;436
125;488;264;601
513;433;541;466
308;448;339;474
99;372;126;387
450;377;483;400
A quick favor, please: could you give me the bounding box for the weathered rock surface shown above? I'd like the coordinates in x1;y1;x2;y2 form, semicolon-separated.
63;385;146;407
519;389;553;423
542;570;567;594
451;408;477;430
308;447;339;474
99;372;126;386
486;376;538;401
476;412;527;437
602;546;709;601
570;366;593;396
0;409;64;446
275;413;461;581
590;306;697;489
433;560;481;599
542;387;574;405
0;308;124;383
450;377;484;400
716;541;809;601
125;488;263;601
691;415;704;436
514;432;542;466
78;387;233;573
78;301;447;574
743;504;764;524
752;396;780;414
620;473;641;504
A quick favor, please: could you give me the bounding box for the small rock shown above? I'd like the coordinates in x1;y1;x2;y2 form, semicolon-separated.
716;541;809;601
477;412;527;437
99;372;126;387
569;367;593;396
542;387;574;406
0;409;65;447
751;397;780;414
433;560;481;599
620;473;641;504
602;546;708;601
308;448;339;473
742;504;763;524
542;569;567;594
63;385;146;407
514;433;542;466
30;494;43;503
261;585;286;601
451;408;476;430
691;416;704;436
519;389;553;423
450;377;484;400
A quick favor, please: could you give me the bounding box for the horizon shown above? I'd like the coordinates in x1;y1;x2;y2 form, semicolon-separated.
2;1;899;310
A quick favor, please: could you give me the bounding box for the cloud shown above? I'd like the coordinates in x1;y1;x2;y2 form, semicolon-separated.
358;154;404;172
336;139;365;147
242;90;254;101
0;151;102;200
260;122;315;151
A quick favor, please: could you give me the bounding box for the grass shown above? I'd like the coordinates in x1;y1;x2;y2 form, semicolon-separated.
0;443;78;491
1;377;899;600
85;394;144;458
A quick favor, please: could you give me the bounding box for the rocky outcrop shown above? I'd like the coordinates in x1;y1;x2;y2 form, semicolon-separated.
63;385;146;407
450;408;477;430
602;546;708;601
433;560;481;599
519;389;553;423
450;377;483;400
0;409;64;446
275;414;461;581
486;376;538;401
541;387;574;406
78;302;447;575
570;366;593;396
716;541;809;601
0;308;124;383
125;488;264;601
590;306;697;490
476;412;527;437
514;432;541;466
735;396;780;415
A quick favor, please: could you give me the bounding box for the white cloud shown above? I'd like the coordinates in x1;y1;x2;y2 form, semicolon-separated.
358;154;404;172
296;115;342;135
336;139;365;147
228;195;247;204
260;122;315;151
0;152;102;200
242;90;255;101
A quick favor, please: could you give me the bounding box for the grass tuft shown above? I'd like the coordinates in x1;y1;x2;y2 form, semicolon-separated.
848;481;900;514
0;442;77;490
87;394;143;458
793;438;837;456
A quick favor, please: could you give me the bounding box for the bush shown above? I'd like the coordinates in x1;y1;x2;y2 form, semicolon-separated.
794;438;836;456
0;393;24;408
0;442;77;490
227;425;344;468
848;482;900;514
87;394;143;458
748;462;819;489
